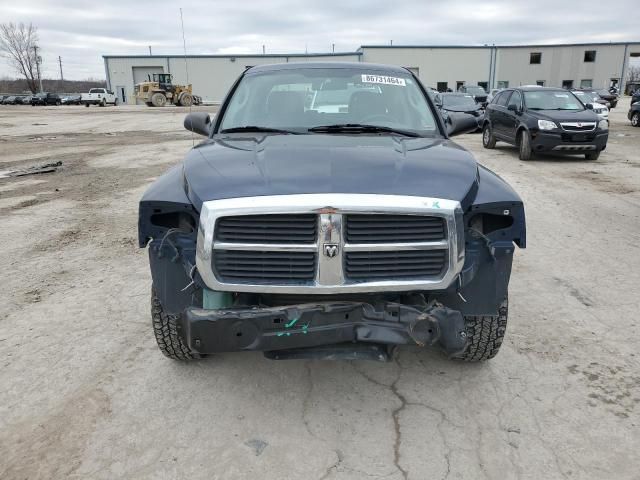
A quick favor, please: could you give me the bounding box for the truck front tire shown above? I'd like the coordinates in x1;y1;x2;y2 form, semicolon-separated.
151;93;167;107
458;298;508;362
151;288;198;361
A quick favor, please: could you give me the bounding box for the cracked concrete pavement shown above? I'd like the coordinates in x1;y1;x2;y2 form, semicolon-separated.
0;104;639;479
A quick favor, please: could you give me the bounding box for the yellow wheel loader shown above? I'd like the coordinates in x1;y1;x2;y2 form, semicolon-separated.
134;73;200;107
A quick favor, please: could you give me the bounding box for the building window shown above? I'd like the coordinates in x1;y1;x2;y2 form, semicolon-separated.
584;50;596;63
536;80;545;86
580;79;593;88
562;80;574;89
478;81;488;91
497;80;509;89
436;82;448;92
530;52;542;64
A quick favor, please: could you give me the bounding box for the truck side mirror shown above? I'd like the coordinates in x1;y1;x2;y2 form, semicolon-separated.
184;112;211;136
585;103;593;110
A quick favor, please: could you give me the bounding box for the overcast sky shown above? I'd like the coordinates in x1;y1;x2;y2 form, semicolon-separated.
1;0;639;80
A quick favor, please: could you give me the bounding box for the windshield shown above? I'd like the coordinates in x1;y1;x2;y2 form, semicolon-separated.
572;91;599;103
89;89;103;94
219;68;438;135
442;95;477;108
524;90;584;111
465;86;486;95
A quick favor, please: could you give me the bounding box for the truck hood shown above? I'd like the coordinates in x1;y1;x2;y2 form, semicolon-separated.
183;134;480;212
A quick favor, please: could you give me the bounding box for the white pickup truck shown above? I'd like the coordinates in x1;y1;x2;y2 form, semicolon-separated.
81;88;118;107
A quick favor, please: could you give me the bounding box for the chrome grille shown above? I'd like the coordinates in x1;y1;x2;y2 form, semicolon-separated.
214;250;316;284
216;214;316;244
560;122;596;132
345;214;445;243
196;194;465;294
345;250;447;280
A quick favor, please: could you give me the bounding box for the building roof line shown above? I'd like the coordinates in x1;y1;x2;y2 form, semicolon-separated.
103;52;362;59
359;41;640;49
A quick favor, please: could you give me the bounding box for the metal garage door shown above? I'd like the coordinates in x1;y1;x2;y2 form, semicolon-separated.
132;66;164;104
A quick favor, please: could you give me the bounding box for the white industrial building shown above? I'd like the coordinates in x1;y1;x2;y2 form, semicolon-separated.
104;42;640;104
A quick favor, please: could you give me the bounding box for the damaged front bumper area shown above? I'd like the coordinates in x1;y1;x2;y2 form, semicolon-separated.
180;301;468;360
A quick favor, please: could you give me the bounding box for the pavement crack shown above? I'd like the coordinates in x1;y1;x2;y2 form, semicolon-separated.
302;360;321;440
390;359;409;480
318;449;343;480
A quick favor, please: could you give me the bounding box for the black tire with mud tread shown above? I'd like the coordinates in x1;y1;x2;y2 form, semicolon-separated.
518;130;532;161
482;123;496;149
151;288;197;361
585;151;600;161
459;299;508;362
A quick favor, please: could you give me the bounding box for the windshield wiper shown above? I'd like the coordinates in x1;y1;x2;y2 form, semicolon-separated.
308;124;421;137
219;126;299;134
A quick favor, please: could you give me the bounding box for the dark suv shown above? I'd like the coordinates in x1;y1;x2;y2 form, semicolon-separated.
482;87;608;160
31;93;61;106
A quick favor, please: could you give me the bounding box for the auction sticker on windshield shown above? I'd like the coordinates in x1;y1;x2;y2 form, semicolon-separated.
361;74;406;86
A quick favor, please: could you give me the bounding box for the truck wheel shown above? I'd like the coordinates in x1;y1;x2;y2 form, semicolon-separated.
151;93;167;107
631;112;640;127
518;130;532;161
99;99;106;107
151;288;198;361
482;124;496;149
179;93;193;107
458;299;508;362
84;102;89;107
585;150;600;160
114;98;119;106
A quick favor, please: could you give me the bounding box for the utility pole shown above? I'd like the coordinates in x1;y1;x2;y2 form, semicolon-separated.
33;45;43;93
148;45;152;56
262;44;265;55
332;43;335;53
58;56;64;91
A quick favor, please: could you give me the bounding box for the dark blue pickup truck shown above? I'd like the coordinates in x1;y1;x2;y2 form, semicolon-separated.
138;62;526;363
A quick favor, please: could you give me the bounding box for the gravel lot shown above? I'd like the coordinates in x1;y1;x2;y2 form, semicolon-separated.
0;103;639;479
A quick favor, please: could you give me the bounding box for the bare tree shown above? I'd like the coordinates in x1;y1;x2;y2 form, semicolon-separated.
627;65;640;83
0;22;40;93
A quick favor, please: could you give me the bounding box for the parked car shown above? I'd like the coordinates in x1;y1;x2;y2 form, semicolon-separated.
31;93;62;106
2;95;18;105
13;96;30;105
596;89;618;109
483;87;608;160
486;88;502;103
138;62;526;363
571;90;609;120
457;85;488;105
630;89;640;107
61;94;82;105
81;88;117;107
629;101;640;127
434;93;484;131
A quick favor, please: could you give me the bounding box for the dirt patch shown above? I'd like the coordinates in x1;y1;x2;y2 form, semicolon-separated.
0;387;112;479
571;170;637;194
